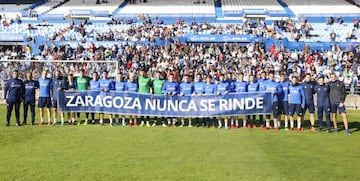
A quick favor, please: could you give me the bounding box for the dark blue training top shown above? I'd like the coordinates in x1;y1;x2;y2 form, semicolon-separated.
24;80;39;104
314;84;330;106
4;78;24;102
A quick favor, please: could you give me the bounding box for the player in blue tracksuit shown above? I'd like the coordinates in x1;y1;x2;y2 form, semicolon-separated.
99;71;115;126
204;75;217;128
302;73;316;131
38;70;52;126
216;74;230;129
193;74;205;127
226;72;236;93
162;74;179;127
179;74;194;127
125;73;139;126
114;72;126;126
89;72;100;124
265;72;283;130
279;73;290;130
23;72;39;125
193;74;205;96
4;70;24;126
314;76;331;132
257;71;268;127
233;72;248;128
288;76;305;131
51;70;66;126
247;74;259;128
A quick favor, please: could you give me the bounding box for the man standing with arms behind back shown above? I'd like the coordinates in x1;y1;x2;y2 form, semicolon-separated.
4;70;24;126
329;73;351;135
23;71;39;125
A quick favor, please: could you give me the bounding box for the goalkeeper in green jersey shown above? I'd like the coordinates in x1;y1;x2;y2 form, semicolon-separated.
152;71;166;127
138;69;153;127
75;69;90;125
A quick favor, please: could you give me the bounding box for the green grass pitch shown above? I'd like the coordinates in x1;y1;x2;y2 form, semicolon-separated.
0;104;359;180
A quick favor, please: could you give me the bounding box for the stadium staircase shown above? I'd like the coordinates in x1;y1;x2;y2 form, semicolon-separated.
214;0;224;19
112;0;129;15
276;0;295;18
41;0;69;15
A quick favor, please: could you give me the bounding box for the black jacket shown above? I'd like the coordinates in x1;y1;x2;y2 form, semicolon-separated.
329;80;346;104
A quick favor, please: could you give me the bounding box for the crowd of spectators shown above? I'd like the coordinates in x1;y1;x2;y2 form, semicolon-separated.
1;15;360;93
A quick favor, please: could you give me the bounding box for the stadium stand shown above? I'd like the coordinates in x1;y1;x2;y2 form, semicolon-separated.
283;0;360;17
221;0;288;18
44;0;122;17
115;0;215;20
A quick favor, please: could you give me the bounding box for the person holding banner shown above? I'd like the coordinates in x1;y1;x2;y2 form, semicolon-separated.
89;72;100;124
138;69;152;127
99;71;115;127
114;72;126;126
75;69;90;125
314;76;331;132
38;70;52;126
216;74;230;129
257;71;268;128
247;74;259;128
4;70;24;126
288;76;305;131
193;74;205;127
152;71;166;127
179;74;194;127
302;73;317;131
204;75;217;128
265;72;282;131
233;72;248;129
51;70;66;126
64;73;77;126
23;71;39;125
162;74;179;127
125;73;139;127
279;73;290;130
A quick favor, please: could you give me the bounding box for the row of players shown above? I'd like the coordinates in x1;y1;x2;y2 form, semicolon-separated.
4;69;350;135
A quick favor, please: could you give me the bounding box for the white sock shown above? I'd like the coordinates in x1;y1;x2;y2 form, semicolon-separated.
109;118;113;124
243;120;247;127
71;118;75;123
285;121;288;128
277;121;281;128
40;117;44;122
266;122;270;128
167;119;171;125
122;118;125;125
273;122;277;128
100;119;103;124
129;119;133;124
297;120;301;129
172;118;177;125
290;121;294;128
218;121;222;127
53;118;57;123
181;119;185;125
231;119;234;125
235;120;239;126
61;118;64;124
